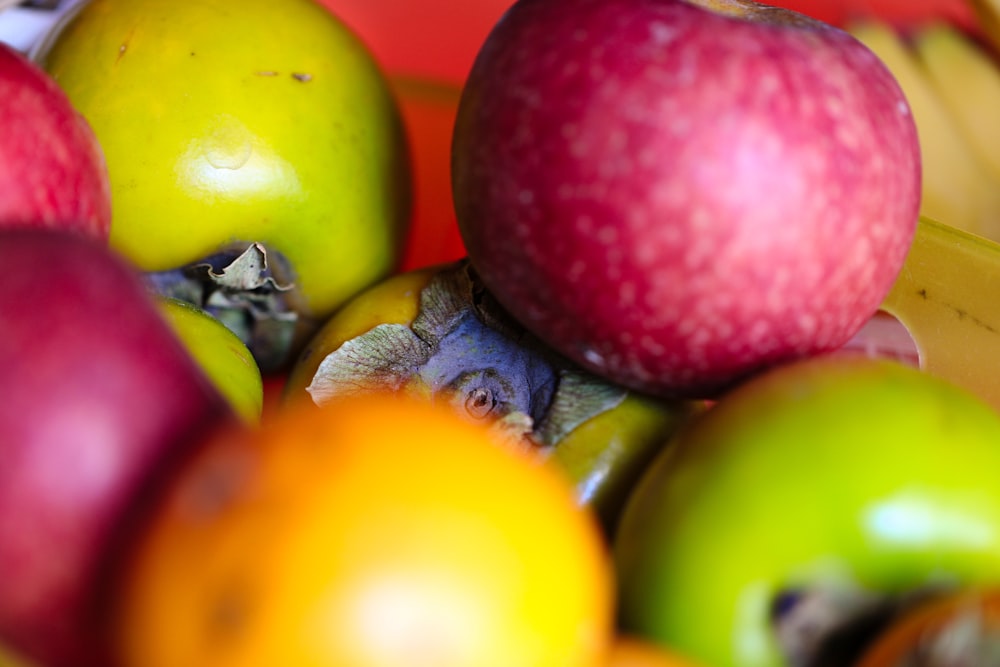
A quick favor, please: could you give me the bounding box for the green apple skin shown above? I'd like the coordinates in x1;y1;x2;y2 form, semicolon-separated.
32;0;410;328
614;355;1000;667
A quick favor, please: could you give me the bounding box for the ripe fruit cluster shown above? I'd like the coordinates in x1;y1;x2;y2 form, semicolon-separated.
5;0;1000;667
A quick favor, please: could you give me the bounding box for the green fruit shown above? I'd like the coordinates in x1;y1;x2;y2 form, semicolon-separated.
547;392;702;534
33;0;410;370
158;298;263;423
614;355;1000;667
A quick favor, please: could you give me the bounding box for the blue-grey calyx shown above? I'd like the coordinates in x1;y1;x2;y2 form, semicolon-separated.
306;260;627;448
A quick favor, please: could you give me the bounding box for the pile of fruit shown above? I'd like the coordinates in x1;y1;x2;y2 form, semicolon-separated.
4;0;1000;666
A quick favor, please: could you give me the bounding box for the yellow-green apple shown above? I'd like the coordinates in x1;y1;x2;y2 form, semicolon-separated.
32;0;411;371
452;0;921;398
0;230;232;667
0;42;109;237
157;297;264;424
614;355;1000;667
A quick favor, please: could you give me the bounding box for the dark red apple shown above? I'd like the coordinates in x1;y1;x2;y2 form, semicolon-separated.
0;230;232;667
452;0;921;398
0;42;111;238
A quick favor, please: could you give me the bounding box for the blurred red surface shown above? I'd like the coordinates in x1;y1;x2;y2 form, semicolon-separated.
312;0;980;273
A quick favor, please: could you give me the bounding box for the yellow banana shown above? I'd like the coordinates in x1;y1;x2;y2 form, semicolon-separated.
914;22;1000;186
849;20;1000;240
881;216;1000;412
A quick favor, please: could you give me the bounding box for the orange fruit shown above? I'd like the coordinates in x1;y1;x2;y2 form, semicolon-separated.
854;588;1000;667
112;393;614;667
604;637;705;667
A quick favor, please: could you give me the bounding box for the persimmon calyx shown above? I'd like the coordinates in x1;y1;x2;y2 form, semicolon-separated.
146;242;303;373
305;260;628;450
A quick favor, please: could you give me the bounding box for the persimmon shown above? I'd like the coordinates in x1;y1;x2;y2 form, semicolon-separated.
605;637;705;667
112;393;614;667
855;589;1000;666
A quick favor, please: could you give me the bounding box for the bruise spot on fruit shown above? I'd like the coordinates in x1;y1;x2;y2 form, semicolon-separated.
917;289;998;334
115;28;135;64
255;70;279;77
291;72;312;82
173;430;257;519
305;261;627;449
202;119;254;170
207;583;251;643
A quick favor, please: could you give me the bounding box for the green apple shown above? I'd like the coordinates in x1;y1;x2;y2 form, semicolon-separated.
157;298;263;423
614;355;1000;667
32;0;411;371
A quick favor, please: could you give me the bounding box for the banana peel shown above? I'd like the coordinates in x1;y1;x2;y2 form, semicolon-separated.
969;0;1000;53
914;21;1000;185
848;19;1000;241
881;216;1000;412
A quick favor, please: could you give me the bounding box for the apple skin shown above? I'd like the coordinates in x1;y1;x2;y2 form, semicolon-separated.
452;0;921;398
0;43;110;238
613;355;1000;667
0;230;232;667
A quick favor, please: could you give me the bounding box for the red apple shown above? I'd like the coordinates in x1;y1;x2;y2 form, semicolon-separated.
453;0;920;396
452;0;921;398
0;230;232;667
0;42;111;238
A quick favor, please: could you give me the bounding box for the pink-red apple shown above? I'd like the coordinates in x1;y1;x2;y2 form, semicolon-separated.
0;230;232;667
0;43;110;238
452;0;921;397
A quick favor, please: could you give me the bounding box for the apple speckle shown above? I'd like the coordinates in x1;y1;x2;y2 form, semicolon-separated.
453;0;919;397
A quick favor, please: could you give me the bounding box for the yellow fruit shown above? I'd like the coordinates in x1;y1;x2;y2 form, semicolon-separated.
881;215;1000;412
112;394;614;667
33;0;410;368
605;637;704;667
283;265;438;402
915;22;1000;186
157;298;263;422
